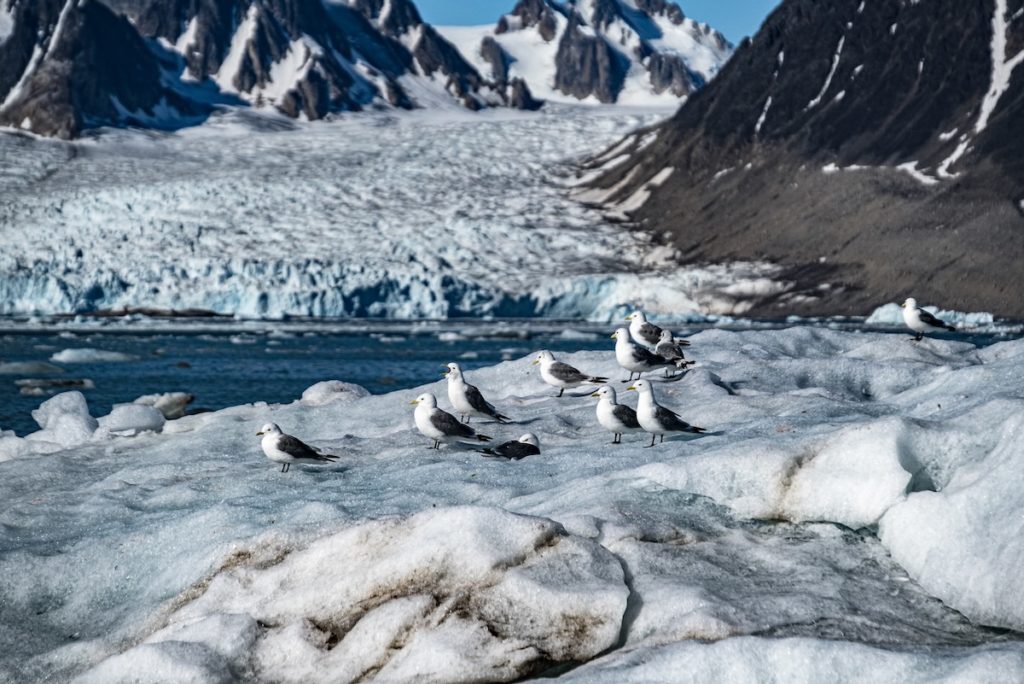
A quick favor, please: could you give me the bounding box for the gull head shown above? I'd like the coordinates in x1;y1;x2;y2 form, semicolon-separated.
533;350;555;366
901;297;917;310
257;422;281;437
611;327;629;340
410;393;437;407
591;385;616;401
627;379;652;394
518;433;540;447
443;362;462;378
625;311;647;323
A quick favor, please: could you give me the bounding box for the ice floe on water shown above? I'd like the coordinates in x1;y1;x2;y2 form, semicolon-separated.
0;107;790;321
50;348;137;363
2;327;1024;681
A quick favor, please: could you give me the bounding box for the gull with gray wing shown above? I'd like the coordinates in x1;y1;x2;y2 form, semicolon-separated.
257;423;340;473
533;350;608;397
480;434;541;460
591;385;643;444
444;362;510;423
628;379;706;447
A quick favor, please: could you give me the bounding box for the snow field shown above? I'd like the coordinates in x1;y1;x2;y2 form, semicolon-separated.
1;328;1024;681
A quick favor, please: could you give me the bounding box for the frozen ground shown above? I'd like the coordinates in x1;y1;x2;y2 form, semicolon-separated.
2;327;1024;681
0;106;786;321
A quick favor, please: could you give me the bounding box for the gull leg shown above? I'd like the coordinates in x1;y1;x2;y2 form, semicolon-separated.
281;463;286;473
659;434;665;444
645;434;656;448
557;388;565;398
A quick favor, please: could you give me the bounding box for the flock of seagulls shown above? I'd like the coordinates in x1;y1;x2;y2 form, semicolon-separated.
258;300;958;472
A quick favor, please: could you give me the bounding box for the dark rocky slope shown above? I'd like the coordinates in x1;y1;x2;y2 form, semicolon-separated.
584;0;1024;317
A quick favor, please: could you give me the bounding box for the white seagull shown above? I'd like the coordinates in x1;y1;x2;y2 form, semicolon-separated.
627;379;706;447
591;385;643;444
444;362;510;423
612;328;685;382
901;297;956;342
655;330;694;377
411;393;492;450
480;434;541;460
626;311;690;350
533;350;608;397
257;423;340;473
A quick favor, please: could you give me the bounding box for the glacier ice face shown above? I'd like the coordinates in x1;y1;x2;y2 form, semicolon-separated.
2;328;1024;681
0;107;786;321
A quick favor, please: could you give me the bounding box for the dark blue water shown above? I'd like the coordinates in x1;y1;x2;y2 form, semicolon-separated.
0;324;613;436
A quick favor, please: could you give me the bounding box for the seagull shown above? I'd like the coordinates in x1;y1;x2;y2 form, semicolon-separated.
591;385;643;444
901;297;956;342
411;392;492;450
655;330;694;377
626;311;689;350
533;350;608;397
256;423;339;473
612;328;685;382
480;433;541;460
627;379;706;447
444;362;510;424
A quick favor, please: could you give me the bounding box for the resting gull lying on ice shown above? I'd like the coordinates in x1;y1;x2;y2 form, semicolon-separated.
626;311;690;350
480;434;541;460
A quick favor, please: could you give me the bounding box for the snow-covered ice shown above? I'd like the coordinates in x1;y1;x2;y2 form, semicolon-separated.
0;107;788;321
2;327;1024;681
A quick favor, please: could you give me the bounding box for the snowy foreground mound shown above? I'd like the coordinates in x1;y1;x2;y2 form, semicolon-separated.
0;108;783;320
3;328;1024;682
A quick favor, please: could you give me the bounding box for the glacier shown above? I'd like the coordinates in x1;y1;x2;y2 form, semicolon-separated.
0;106;789;321
2;327;1024;681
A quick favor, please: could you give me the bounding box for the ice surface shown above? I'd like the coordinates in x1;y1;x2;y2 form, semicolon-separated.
132;392;195;420
27;390;98;447
299;381;370;407
2;328;1024;681
0;108;787;321
97;404;166;436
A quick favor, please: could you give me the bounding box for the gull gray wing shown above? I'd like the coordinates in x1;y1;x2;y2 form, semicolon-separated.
549;361;589;384
465;383;502;418
656;341;684;362
632;345;670;366
484;441;540;460
431;408;476;438
278;434;333;461
654;406;704;433
637;322;663;346
613;403;641;429
918;309;954;330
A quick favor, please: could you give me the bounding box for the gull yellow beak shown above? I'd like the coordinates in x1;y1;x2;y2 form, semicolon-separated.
441;372;448;377
900;302;906;308
590;392;600;397
624;315;631;321
410;399;419;405
610;333;616;338
626;386;637;391
532;360;539;365
256;431;264;436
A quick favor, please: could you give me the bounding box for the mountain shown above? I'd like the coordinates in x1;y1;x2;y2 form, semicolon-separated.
0;0;538;138
440;0;732;106
579;0;1024;317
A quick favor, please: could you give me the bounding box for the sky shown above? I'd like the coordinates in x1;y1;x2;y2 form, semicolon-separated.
417;0;781;43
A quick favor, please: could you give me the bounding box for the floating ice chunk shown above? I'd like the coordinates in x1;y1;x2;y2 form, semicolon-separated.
132;392;195;420
299;381;370;407
98;405;166;436
0;361;65;375
783;418;915;529
51;349;137;363
27;391;98;448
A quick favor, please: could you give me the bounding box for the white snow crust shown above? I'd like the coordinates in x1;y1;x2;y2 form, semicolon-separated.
0;107;786;321
3;328;1024;681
